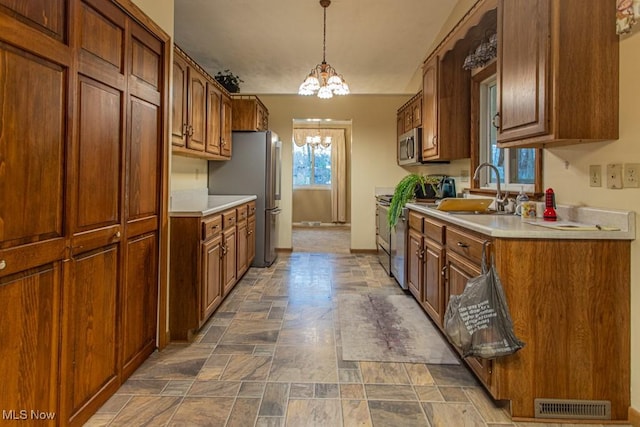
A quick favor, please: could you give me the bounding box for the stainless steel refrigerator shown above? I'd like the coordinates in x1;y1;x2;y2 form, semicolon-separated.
208;131;282;267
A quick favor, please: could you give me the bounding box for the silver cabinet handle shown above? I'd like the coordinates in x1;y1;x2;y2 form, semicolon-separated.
0;260;6;270
492;112;501;130
115;231;121;238
457;241;469;248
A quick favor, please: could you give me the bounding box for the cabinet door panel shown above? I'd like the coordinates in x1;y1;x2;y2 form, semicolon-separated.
422;58;438;159
0;0;66;40
222;229;236;295
423;240;444;326
0;263;60;422
206;83;222;155
187;68;206;151
121;233;157;378
407;229;423;301
0;45;65;249
236;220;248;278
79;1;125;73
171;54;188;147
130;34;160;92
128;97;159;222
62;245;119;422
497;0;549;141
247;216;256;264
75;77;122;234
220;94;232;157
201;235;222;320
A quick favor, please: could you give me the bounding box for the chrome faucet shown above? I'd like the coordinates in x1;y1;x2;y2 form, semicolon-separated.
473;162;509;211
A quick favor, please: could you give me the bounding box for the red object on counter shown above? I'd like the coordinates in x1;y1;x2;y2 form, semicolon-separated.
543;188;557;221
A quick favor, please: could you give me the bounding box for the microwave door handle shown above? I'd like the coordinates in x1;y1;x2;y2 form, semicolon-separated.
408;137;414;159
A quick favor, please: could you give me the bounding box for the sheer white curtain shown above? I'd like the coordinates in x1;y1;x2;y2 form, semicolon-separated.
292;128;347;223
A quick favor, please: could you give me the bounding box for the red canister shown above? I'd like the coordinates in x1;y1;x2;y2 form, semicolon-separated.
543;188;557;221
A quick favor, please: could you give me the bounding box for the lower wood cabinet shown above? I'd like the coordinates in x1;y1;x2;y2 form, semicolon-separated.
170;202;255;341
406;208;631;420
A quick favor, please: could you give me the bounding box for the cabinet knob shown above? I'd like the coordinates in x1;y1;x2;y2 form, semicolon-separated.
183;123;188;135
114;231;121;238
456;241;469;248
441;265;447;277
492;112;501;130
0;259;6;270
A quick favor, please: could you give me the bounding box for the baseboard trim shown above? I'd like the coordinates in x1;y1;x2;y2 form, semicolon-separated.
630;406;640;427
276;247;293;253
349;249;378;254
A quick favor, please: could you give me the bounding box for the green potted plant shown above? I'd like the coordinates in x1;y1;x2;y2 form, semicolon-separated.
214;69;243;93
387;174;441;227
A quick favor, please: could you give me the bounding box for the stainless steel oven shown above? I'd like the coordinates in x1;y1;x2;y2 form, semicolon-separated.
375;196;392;276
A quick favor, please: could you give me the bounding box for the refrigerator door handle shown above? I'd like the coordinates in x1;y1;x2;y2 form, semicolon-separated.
269;208;282;215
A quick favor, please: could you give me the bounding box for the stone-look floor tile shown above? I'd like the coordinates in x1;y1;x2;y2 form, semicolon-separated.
131;346;211;380
200;325;227;344
439;386;469;402
226;397;261;427
423;402;486;427
117;379;168;395
360;362;411;384
169;396;235;426
277;326;335;345
405;363;435;385
196;354;230;381
253;344;276;356
96;393;131;413
269;345;338;382
285;399;343;427
427;364;479;387
238;300;273;313
219;319;282;345
234;311;270;320
290;383;315;398
365;384;417;401
340;383;366;400
161;380;194;396
220;354;272;381
368;400;428;426
238;381;266;397
259;383;290;416
213;344;255;354
83;413;114;426
339;368;362;383
268;306;286;320
415;385;445;402
336;347;359;369
187;380;241;397
255;416;284;427
341;400;373;427
464;387;512;423
109;396;181;426
315;383;339;398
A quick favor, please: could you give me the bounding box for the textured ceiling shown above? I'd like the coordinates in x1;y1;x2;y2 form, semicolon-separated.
174;0;457;95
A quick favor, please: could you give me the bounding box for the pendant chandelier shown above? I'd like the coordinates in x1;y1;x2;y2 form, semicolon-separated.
298;0;350;99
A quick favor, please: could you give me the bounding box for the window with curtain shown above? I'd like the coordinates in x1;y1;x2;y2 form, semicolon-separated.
293;140;332;187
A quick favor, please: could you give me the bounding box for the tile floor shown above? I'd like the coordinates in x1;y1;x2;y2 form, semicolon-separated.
86;233;629;426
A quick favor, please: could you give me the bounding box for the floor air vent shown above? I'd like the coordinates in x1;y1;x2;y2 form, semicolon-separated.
534;398;611;420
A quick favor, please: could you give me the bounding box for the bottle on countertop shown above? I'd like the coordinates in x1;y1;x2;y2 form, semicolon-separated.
514;187;529;216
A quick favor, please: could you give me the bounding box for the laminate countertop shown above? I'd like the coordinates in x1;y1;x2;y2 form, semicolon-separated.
406;202;636;240
170;192;257;217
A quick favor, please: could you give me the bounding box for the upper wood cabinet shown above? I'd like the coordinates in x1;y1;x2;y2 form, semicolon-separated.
496;0;618;148
421;49;471;161
396;91;422;137
172;46;233;160
232;95;269;131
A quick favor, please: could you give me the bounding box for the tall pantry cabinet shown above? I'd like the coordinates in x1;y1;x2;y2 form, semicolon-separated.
0;1;169;426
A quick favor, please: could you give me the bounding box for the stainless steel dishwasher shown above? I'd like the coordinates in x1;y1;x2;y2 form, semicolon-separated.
390;207;408;289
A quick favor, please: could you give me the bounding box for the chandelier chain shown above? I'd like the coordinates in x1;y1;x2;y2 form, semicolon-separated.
322;6;327;63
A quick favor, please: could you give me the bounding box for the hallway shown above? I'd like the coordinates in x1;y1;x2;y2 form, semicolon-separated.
86;253;626;426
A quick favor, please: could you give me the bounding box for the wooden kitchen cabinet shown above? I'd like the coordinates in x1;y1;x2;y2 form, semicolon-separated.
421;49;470;161
172;46;233;160
396;91;422;137
406;208;631;421
201;216;223;321
247;214;256;265
236;204;249;278
496;0;618;148
407;228;423;301
232;95;269;131
221;209;238;296
422;218;445;326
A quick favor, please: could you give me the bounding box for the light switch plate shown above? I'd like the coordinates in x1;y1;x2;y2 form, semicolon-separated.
624;163;640;188
589;165;601;187
606;163;623;189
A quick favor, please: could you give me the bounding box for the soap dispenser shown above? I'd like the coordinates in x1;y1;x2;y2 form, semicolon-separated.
515;187;528;216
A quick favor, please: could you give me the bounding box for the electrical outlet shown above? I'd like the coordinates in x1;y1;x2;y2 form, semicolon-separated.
460;169;469;182
589;165;601;187
624;163;640;188
606;163;623;189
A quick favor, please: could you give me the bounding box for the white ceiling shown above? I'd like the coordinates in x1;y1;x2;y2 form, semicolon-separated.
174;0;458;95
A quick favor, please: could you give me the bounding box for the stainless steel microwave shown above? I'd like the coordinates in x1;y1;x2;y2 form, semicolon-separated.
397;128;421;166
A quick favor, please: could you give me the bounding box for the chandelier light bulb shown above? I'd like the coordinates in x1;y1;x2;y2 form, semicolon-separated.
317;86;333;99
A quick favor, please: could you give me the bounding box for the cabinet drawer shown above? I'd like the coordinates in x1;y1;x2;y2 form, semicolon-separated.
202;215;222;240
408;211;423;232
237;204;248;221
247;201;256;217
424;217;445;244
222;210;237;230
446;227;489;265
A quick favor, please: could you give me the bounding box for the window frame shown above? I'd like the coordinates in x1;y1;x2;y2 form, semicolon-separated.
469;61;543;197
292;142;332;189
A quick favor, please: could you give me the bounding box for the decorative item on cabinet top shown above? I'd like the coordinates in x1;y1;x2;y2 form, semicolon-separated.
617;0;640;34
215;69;243;93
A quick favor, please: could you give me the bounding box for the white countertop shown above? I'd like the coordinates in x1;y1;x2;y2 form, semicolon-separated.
170;189;257;217
406;202;636;240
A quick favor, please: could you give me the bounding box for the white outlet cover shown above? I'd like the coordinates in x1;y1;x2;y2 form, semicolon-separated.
606;163;623;189
624;163;640;188
589;165;601;187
